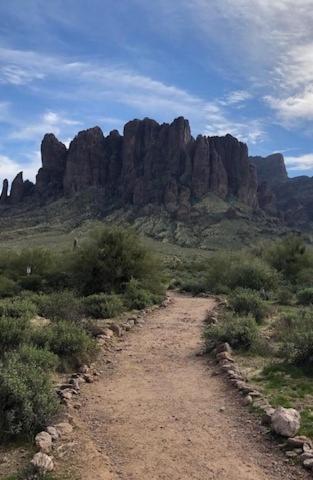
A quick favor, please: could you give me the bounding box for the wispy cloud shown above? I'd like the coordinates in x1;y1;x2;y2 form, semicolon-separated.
10;110;81;140
0;47;264;143
0;152;39;184
285;153;313;171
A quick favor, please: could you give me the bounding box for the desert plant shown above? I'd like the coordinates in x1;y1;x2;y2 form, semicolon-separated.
229;288;269;323
204;312;258;352
0;275;18;298
32;321;97;369
276;286;294;305
34;291;83;322
265;235;312;282
69;227;165;296
0;316;30;352
297;288;313;306
124;278;161;309
13;345;59;372
0;297;38;320
0;354;58;438
83;293;124;318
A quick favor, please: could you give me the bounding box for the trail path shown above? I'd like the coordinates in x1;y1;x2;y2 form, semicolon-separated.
70;293;310;480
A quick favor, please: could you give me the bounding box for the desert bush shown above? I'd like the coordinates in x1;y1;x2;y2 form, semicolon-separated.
124;278;161;309
34;291;83;322
13;345;59;372
204;312;258;351
0;354;58;438
0;297;37;320
229;288;269;323
276;286;294;305
297;288;313;306
202;252;277;294
69;227;165;296
280;311;313;367
83;293;124;319
265;235;312;282
0;317;30;352
0;275;18;298
32;321;97;368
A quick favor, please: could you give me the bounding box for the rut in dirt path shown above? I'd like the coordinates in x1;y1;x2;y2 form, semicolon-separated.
76;293;310;480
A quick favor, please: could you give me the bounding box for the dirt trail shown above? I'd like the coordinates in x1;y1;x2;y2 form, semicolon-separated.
71;293;310;480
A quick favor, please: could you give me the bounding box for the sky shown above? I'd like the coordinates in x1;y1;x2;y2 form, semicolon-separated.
1;0;313;184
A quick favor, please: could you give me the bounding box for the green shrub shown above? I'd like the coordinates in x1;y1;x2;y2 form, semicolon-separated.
0;275;18;298
124;278;161;309
34;291;83;322
83;293;124;318
202;252;277;294
13;345;59;372
0;298;37;320
265;235;312;282
276;287;294;305
0;354;58;438
69;227;165;296
297;288;313;306
204;312;258;351
0;316;30;352
33;321;97;369
229;288;269;323
278;310;313;367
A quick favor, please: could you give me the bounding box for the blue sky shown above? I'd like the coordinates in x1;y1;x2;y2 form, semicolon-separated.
1;0;313;183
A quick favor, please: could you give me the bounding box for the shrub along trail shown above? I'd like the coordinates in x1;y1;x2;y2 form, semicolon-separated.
69;293;310;480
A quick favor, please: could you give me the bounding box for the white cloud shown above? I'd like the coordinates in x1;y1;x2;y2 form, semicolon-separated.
10;110;81;140
220;90;253;106
285;153;313;171
0;152;40;184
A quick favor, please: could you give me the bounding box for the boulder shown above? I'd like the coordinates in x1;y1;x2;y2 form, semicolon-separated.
35;431;52;453
31;452;54;473
271;407;301;437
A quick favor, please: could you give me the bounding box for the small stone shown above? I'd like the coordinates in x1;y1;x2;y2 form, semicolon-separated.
303;458;313;469
219;407;225;412
109;323;123;337
287;436;312;448
216;342;232;354
61;390;72;400
300;452;313;461
31;452;54;473
46;426;59;442
285;450;298;458
84;373;94;383
54;422;73;437
216;351;234;362
35;432;52;453
242;395;253;406
79;365;89;374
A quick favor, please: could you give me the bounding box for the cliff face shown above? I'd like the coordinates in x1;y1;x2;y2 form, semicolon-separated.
0;116;260;214
250;153;288;186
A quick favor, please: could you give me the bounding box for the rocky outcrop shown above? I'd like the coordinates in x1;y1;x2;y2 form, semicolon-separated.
250;153;288;186
0;179;8;204
0;116;282;214
36;133;67;198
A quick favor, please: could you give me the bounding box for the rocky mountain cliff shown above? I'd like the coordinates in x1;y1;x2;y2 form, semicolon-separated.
0;117;262;216
1;115;313;233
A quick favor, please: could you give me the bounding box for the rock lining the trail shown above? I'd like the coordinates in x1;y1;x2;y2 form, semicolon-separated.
210;305;313;473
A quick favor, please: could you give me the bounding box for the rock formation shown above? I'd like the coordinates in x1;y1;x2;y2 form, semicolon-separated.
1;116;260;214
1;115;312;229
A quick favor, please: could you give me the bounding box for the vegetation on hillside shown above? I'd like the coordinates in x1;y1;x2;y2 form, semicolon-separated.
0;226;165;441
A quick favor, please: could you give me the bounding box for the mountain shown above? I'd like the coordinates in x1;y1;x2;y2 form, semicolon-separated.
0;115;312;248
0;117;262;214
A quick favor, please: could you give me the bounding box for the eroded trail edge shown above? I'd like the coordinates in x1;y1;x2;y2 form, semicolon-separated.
68;293;310;480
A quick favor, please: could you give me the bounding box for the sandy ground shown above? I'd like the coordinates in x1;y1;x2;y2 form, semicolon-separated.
64;293;311;480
